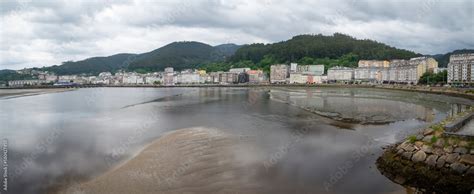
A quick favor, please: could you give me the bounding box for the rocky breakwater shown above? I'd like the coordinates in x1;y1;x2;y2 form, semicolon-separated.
376;110;474;193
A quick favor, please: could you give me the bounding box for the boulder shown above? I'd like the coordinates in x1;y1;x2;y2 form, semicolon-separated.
425;155;438;166
421;145;433;154
432;148;444;156
402;152;413;160
412;151;427;162
404;144;415;152
394;176;406;184
459;154;474;165
423;128;434;136
467;166;474;175
414;141;424;148
443;146;453;153
415;134;424;141
446;153;460;164
436;156;446;168
422;135;433;142
433;138;445;148
396;148;404;155
453;147;468;154
450;162;469;173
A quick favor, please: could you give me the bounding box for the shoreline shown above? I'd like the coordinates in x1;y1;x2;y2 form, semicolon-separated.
2;84;473;100
0;88;75;99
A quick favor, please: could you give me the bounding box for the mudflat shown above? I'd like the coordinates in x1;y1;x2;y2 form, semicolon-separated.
0;88;74;98
59;127;266;194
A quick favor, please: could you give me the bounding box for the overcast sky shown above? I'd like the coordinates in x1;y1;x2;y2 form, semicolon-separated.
1;0;473;70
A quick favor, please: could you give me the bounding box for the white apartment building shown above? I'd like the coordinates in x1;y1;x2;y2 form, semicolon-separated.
447;53;474;84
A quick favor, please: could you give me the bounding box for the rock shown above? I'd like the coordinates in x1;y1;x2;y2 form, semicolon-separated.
425;155;438;166
450;162;469;173
471;149;474;154
459;154;474;165
467;167;474;175
432;148;444;156
444;146;454;153
422;135;433;142
403;144;415;152
396;148;404;155
394;175;406;184
421;145;433;154
433;138;445;148
459;140;469;147
436;156;446;168
412;151;427;162
414;141;424;148
453;147;468;154
415;134;424;141
402;152;413;160
446;153;460;164
423;128;434;136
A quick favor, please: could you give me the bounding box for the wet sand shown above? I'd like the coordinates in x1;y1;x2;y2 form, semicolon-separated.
0;88;74;98
58;127;266;194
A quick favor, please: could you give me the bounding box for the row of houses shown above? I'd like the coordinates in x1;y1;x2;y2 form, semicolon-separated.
326;57;439;84
7;53;473;87
8;67;268;87
270;63;326;84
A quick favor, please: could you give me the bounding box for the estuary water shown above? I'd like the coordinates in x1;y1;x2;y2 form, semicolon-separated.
0;87;472;194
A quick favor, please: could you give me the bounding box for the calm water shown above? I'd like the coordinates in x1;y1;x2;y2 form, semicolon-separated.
0;87;472;194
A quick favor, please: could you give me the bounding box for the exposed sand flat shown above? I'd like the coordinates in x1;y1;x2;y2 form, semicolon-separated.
0;88;74;98
60;127;265;194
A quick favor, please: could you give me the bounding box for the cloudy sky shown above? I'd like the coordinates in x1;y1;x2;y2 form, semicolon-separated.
0;0;473;70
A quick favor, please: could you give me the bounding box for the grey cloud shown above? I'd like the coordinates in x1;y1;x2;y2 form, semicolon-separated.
0;0;473;70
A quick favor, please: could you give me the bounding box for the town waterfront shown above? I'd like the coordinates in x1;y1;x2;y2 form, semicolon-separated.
0;87;472;193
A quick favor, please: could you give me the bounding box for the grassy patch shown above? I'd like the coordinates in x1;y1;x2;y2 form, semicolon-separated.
430;136;438;144
408;135;417;143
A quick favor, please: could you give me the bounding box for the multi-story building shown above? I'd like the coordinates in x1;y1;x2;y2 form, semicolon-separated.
229;68;250;74
447;53;474;84
327;66;354;82
208;72;221;83
177;72;201;84
246;70;265;84
164;67;174;73
385;57;438;84
297;65;325;76
358;60;390;68
289;73;307;84
354;60;390;83
290;63;298;73
270;64;289;84
163;73;175;86
8;80;48;87
219;72;239;84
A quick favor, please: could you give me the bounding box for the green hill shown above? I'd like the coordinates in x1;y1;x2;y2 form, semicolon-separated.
42;53;136;75
128;41;240;71
230;33;420;64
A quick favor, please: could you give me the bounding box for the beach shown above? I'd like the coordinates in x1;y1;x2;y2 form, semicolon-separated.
0;88;74;98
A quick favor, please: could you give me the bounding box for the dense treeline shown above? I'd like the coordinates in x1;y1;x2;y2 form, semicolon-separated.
41;53;136;75
128;42;240;72
0;70;34;82
200;33;419;74
230;33;419;64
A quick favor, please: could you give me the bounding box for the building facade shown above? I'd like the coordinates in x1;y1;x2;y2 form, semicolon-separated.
270;64;289;84
447;53;474;84
327;66;354;82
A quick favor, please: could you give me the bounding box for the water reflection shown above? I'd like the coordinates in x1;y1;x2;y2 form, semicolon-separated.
0;87;472;194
